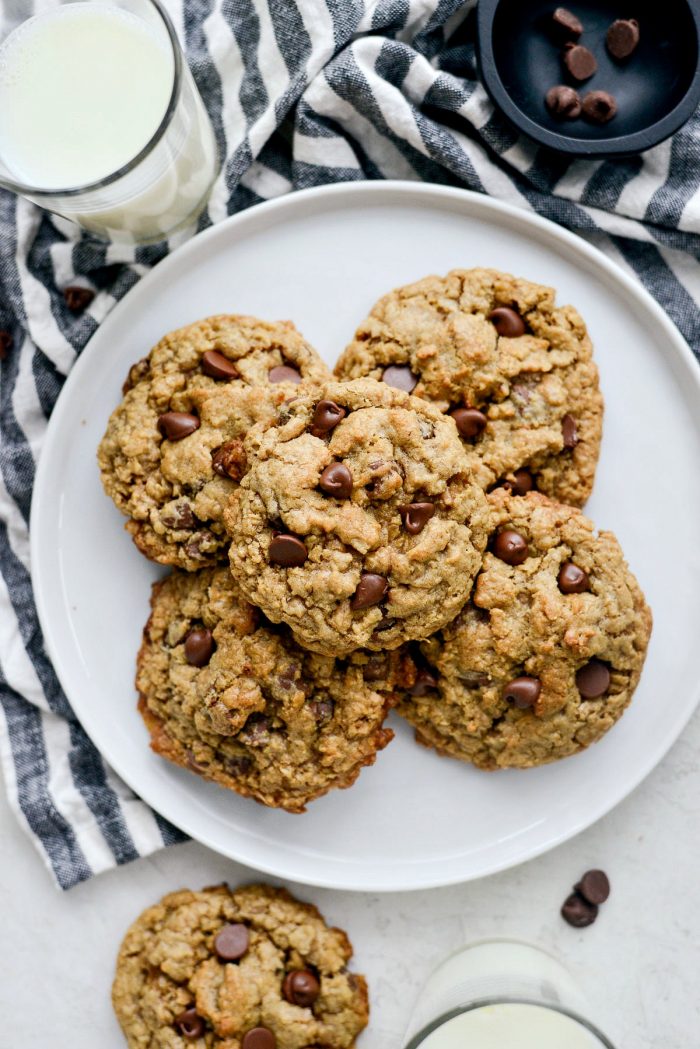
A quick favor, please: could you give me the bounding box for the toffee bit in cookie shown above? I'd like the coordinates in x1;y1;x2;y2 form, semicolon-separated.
214;922;250;961
201;349;239;380
581;90;617;124
451;406;487;439
269;534;308;567
351;573;388;610
211;440;247;480
174;1006;206;1039
503;676;541;709
492;529;528;565
561;891;598;928
156;411;200;441
561;413;579;449
558;561;590;594
503;469;535;497
606;18;640;59
381;363;418;392
268;363;302;384
545;84;582;119
551;6;583;39
562;42;597;81
576;868;610;904
184;627;215;667
487;306;526;337
319;462;353;499
63;285;95;312
311;399;346;434
576;658;611;698
398;501;435;535
242;1028;277;1049
283;969;321;1007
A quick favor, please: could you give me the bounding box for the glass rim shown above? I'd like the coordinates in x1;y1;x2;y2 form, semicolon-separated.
0;0;183;199
403;996;617;1049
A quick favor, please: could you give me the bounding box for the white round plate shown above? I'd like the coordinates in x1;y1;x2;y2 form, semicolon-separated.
31;182;700;892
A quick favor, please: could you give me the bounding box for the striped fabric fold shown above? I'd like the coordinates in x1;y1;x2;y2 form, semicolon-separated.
1;0;698;889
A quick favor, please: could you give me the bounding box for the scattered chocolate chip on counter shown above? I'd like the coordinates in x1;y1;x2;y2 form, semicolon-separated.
546;84;582;119
606;18;640;60
551;6;583;39
563;42;598;81
0;330;12;359
63;285;95;312
582;90;617;124
562;868;611;927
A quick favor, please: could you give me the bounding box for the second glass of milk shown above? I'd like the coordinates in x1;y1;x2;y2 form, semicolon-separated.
0;0;219;244
404;940;617;1049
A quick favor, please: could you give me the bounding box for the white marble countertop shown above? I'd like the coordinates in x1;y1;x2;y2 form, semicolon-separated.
2;705;699;1048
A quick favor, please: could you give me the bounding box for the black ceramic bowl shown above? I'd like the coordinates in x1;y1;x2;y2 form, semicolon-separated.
477;0;700;156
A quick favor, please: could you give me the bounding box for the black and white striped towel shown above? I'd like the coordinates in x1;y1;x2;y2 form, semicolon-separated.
1;0;699;889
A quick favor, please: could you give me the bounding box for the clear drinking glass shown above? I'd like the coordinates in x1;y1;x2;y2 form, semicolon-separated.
0;0;219;244
404;940;617;1049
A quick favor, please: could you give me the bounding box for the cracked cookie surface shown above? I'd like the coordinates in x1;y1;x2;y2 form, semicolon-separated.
397;489;651;769
98;315;330;571
137;567;397;812
224;378;491;656
336;268;603;506
112;883;369;1049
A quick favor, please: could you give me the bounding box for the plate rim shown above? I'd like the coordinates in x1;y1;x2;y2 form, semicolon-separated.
30;180;700;891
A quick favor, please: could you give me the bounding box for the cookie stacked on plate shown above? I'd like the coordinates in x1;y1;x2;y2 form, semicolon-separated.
98;268;652;817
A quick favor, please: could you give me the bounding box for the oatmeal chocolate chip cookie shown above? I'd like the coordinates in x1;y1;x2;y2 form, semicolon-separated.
336;268;603;507
224;378;491;656
112;883;369;1049
98;315;330;570
137;567;398;812
397;489;651;769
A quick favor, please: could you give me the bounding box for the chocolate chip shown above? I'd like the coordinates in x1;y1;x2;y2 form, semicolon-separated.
399;502;435;535
351;573;388;610
558;562;590;594
552;6;583;38
381;364;418;392
63;286;95;312
174;1006;205;1039
492;529;528;565
582;90;617;123
157;412;200;440
268;364;302;384
240;714;270;744
606;18;639;59
214;923;250;961
319;462;353;499
576;869;610;905
503;469;535;497
269;534;308;567
363;657;388;682
503;676;541;709
308;698;334;724
184;627;214;667
283;969;321;1007
563;43;597;81
451;407;487;439
561;891;598;928
545;84;582;119
408;667;439;696
488;307;526;337
311;399;346;435
161;501;196;530
202;349;239;380
0;331;12;359
576;659;611;698
562;413;578;449
211;440;247;480
242;1029;276;1049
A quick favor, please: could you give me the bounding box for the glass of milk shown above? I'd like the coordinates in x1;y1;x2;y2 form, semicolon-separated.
0;0;219;244
404;940;617;1049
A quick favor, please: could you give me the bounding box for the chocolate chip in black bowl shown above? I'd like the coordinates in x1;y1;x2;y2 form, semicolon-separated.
477;0;700;157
